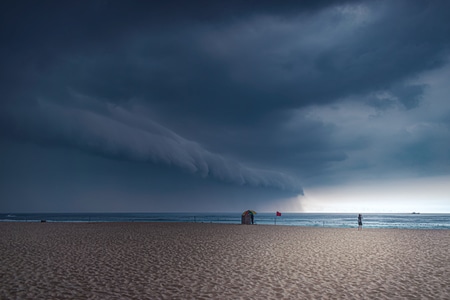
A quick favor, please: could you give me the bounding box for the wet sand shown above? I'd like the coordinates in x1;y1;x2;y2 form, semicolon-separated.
1;222;449;299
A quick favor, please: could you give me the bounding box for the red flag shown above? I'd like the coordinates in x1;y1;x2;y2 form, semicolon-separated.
276;211;281;217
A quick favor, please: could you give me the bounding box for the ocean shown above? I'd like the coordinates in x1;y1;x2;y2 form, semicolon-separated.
1;212;449;229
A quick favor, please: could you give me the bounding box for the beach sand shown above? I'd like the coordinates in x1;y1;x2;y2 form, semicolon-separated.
1;223;449;299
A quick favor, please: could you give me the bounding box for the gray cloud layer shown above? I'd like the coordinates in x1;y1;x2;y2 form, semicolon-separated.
1;0;450;211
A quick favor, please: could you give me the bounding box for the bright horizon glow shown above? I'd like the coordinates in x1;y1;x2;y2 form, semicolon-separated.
294;176;450;213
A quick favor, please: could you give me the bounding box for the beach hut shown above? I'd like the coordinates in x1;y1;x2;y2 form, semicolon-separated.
241;210;256;225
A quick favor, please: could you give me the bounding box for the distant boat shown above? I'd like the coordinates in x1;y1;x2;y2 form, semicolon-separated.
412;212;420;214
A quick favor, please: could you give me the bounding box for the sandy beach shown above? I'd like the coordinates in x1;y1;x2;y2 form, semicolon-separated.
1;223;449;299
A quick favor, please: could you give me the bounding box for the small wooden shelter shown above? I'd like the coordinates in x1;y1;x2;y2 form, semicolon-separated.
241;210;256;225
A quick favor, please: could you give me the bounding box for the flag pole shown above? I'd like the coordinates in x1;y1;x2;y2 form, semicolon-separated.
275;211;281;225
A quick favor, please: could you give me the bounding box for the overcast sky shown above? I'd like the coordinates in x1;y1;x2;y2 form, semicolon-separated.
1;0;449;213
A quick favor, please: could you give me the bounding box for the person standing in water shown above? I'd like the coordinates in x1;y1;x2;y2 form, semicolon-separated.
358;214;363;231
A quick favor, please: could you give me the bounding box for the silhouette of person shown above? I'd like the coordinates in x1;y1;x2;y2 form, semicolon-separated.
358;214;363;231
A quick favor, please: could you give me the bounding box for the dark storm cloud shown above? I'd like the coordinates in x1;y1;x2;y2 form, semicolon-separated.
0;96;302;192
5;0;449;118
1;0;450;211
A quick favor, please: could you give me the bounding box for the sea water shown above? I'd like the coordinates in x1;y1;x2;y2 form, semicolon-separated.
1;213;449;229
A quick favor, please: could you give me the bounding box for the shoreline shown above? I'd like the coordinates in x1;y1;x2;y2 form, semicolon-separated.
2;212;449;230
1;222;449;299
